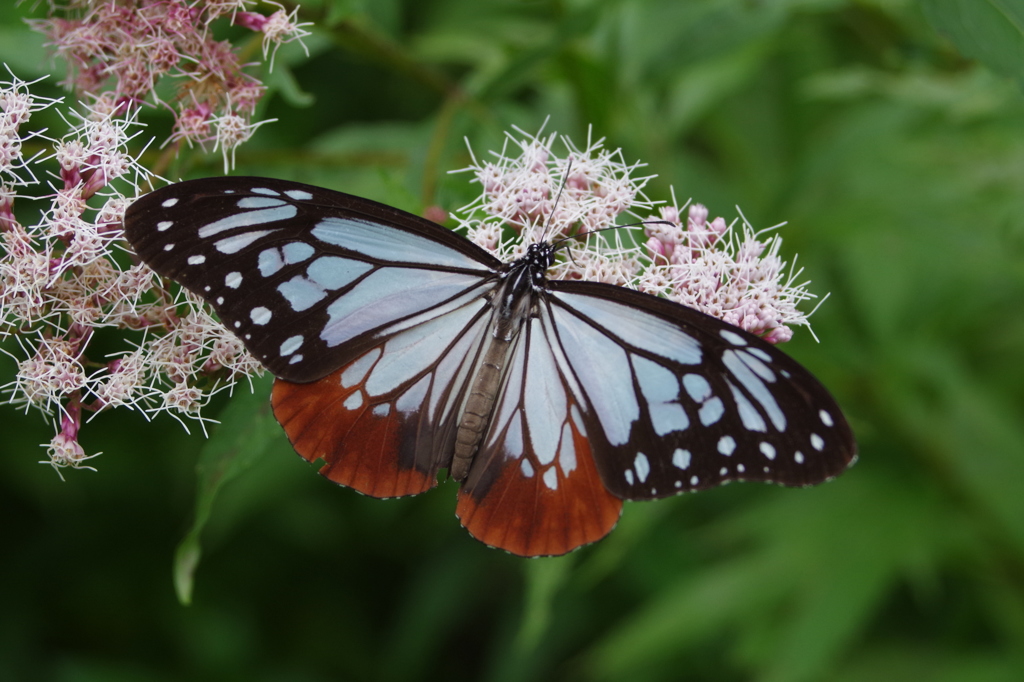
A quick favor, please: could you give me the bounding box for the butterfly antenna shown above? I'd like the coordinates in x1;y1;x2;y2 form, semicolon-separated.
550;218;674;253
541;159;574;244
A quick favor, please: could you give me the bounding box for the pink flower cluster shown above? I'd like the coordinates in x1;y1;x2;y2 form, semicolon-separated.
0;73;262;476
640;204;813;343
454;128;656;286
33;0;310;171
454;127;818;342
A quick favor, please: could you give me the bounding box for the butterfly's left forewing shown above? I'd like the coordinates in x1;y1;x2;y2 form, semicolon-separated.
124;177;500;382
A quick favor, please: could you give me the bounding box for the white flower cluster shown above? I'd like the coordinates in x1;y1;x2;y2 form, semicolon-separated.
0;70;261;475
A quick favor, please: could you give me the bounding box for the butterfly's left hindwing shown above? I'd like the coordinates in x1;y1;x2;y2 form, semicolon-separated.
456;309;623;556
124;177;500;382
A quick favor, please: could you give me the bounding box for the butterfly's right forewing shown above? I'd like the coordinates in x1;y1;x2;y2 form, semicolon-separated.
124;177;500;383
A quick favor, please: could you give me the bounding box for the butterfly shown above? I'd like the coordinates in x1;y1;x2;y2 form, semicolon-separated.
124;176;857;556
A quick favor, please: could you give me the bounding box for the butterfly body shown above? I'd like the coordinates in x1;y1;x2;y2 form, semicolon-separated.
124;177;856;556
451;242;556;480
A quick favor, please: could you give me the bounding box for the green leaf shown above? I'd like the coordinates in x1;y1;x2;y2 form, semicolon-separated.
266;63;316;109
921;0;1024;85
173;374;280;605
514;555;576;653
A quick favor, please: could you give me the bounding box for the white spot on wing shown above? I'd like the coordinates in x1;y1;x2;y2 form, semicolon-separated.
277;275;326;311
558;423;576;475
280;335;303;356
163;244;174;251
747;347;771;362
187;255;206;265
737;350;776;382
395;375;429;414
690;475;699;485
157;221;172;231
795;451;805;464
819;410;834;427
717;435;736;456
238;197;286;208
343;391;363;410
811;433;825;451
306;256;372;290
504;413;524;458
720;329;747;346
650;402;689;436
251;187;280;196
225;272;242;288
259;248;284;277
543;467;558;490
341;348;381;388
285;189;313;200
215;229;278;254
634;355;688;435
759;442;776;460
570;404;587;437
250;307;271;325
727;381;766;432
686;371;725;425
373;404;390;417
723;349;786;431
683;374;712;402
282;242;315;263
634;452;650;483
520;459;534;478
289;354;303;364
699;397;724;426
161;197;178;207
625;469;634;486
198;206;297;238
672;449;691;470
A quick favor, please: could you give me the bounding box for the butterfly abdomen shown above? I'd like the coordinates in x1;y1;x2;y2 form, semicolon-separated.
451;260;539;480
452;336;509;480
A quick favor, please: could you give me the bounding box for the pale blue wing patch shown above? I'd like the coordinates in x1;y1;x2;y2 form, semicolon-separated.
312;217;492;271
322;269;487;348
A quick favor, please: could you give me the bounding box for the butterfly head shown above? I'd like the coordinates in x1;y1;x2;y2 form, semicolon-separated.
523;241;557;289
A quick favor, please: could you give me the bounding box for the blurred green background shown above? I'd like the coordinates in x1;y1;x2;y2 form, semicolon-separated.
2;0;1024;680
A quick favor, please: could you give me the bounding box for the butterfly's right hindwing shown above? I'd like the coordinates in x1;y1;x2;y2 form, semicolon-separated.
272;287;495;497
